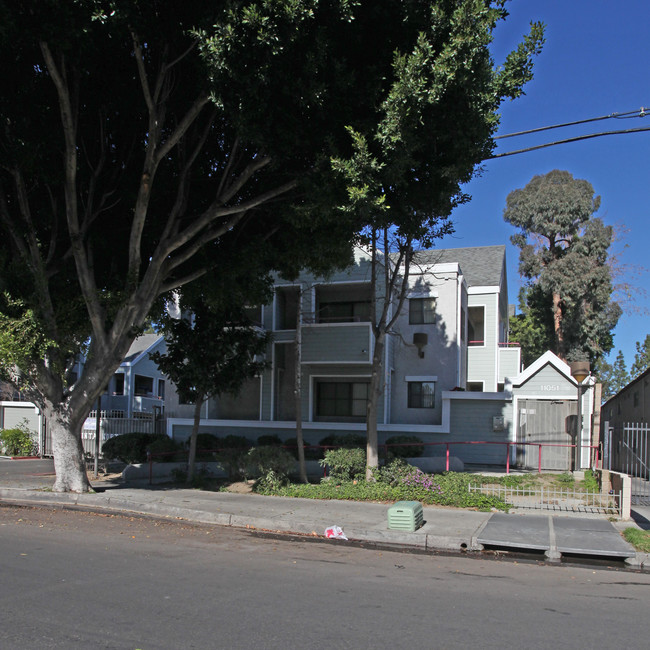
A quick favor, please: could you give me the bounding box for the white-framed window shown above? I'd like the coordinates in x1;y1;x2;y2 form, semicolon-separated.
409;297;436;324
468;306;485;346
407;381;435;408
134;374;154;396
467;381;484;392
315;380;369;420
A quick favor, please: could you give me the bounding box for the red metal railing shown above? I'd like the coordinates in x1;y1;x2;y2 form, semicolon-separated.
145;439;600;484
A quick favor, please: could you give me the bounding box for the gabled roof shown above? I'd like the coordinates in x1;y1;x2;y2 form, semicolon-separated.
122;333;163;365
413;245;506;287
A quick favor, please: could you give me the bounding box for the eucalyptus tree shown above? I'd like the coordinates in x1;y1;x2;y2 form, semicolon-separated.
504;170;621;363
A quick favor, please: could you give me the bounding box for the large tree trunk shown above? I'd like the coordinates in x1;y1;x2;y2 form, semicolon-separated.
46;403;91;493
187;397;204;484
365;335;385;480
294;288;308;483
553;291;566;360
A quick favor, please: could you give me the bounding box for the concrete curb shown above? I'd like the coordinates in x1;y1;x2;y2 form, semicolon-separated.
0;487;645;567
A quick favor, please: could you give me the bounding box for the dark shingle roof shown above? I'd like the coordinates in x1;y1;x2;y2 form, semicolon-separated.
122;333;162;364
413;245;505;287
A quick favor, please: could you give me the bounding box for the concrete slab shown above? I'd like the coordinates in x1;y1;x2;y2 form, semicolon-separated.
477;513;550;551
553;517;636;557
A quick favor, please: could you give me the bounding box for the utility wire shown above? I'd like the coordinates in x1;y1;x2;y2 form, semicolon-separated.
495;107;648;140
489;125;650;159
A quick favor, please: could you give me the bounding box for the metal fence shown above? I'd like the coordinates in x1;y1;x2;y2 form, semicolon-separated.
603;422;650;505
469;484;621;515
42;413;166;457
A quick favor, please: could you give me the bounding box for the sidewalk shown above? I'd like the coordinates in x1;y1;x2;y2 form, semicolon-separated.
0;460;647;568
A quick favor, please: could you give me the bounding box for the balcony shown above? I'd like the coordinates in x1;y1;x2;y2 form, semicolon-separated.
301;322;373;364
498;343;521;382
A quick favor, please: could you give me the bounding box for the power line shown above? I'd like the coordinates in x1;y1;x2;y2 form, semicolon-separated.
495;107;648;140
489;125;650;159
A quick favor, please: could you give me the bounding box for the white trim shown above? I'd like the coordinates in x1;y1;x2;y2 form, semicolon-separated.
492;292;499;391
467;303;486;349
467;285;500;294
511;350;574;387
405;375;438;382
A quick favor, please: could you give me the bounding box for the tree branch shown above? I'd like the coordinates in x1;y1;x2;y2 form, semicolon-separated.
40;41;107;349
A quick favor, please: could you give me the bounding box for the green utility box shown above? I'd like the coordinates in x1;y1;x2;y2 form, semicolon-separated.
387;501;424;532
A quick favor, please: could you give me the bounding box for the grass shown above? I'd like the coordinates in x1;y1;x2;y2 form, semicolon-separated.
623;528;650;553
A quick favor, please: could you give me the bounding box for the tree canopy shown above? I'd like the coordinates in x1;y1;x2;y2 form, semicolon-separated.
0;0;543;491
504;170;621;363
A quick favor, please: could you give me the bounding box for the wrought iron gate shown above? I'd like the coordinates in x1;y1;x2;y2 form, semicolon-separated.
604;422;650;505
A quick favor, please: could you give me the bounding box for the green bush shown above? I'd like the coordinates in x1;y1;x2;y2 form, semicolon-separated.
320;447;366;482
0;422;38;456
192;433;220;460
148;435;183;462
247;445;295;489
384;435;424;458
220;434;251;449
319;433;366;450
257;434;282;447
101;432;174;464
215;435;251;480
283;437;323;460
377;458;417;486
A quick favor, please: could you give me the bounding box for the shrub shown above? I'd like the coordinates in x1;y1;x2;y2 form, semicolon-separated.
320;447;366;482
385;435;424;458
0;421;38;456
257;434;282;447
319;433;366;450
247;445;295;489
148;435;183;462
377;458;417;486
215;435;251;480
283;437;323;460
101;432;174;464
220;434;251;449
192;433;220;460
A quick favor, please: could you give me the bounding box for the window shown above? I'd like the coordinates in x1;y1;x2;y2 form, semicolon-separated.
467;382;484;392
275;287;300;330
134;374;154;396
468;306;485;346
113;373;125;396
316;381;369;419
158;379;165;400
409;297;436;324
319;301;370;323
460;307;466;342
408;381;435;408
243;304;262;326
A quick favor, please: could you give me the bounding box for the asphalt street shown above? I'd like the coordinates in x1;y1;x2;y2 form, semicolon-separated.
2;505;649;650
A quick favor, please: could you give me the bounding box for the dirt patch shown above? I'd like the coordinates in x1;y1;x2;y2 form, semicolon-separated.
225;480;255;494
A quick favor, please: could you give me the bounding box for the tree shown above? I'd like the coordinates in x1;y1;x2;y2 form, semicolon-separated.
631;335;650;379
151;275;270;484
0;1;542;491
327;4;544;477
504;170;621;363
595;350;629;402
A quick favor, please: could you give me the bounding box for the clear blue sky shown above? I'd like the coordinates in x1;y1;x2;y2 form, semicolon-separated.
447;0;650;369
